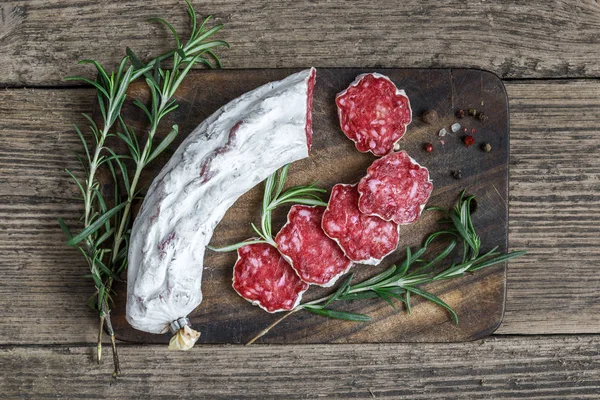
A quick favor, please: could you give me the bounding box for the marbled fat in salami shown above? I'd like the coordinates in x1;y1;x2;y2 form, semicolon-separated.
233;242;309;313
358;151;433;225
275;205;352;287
322;184;400;265
336;73;412;156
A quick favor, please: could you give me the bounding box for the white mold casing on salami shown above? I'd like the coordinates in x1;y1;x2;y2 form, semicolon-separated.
126;68;317;334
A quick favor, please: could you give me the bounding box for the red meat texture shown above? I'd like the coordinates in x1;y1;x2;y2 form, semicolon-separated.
322;184;400;265
358;151;433;225
233;242;309;312
336;73;412;156
275;205;352;286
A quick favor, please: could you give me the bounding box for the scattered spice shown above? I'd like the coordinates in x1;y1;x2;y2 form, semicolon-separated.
451;123;461;133
424;143;434;153
462;127;468;133
451;170;462;179
440;139;445;145
393;142;401;151
471;128;477;134
438;128;447;137
422;109;439;125
481;142;492;152
463;135;476;147
477;112;488;122
468;108;477;117
456;109;466;119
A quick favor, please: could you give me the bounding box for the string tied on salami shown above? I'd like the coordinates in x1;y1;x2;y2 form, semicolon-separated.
168;318;200;351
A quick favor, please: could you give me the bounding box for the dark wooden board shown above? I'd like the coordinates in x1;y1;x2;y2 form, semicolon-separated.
110;68;509;344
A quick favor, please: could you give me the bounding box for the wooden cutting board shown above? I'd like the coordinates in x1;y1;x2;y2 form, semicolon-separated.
109;68;509;344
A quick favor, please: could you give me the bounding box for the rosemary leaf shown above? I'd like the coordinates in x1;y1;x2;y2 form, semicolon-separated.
304;306;371;322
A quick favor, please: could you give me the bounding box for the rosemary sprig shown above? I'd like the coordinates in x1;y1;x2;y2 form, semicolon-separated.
209;165;328;252
58;1;228;379
246;191;526;345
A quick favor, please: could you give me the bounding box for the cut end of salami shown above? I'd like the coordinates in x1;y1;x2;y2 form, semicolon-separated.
336;73;412;157
358;151;433;225
233;242;309;313
275;205;352;287
322;184;400;265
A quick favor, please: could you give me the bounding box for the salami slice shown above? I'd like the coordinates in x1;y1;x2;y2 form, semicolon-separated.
336;73;412;156
275;205;352;287
322;184;400;265
358;151;433;225
233;242;309;313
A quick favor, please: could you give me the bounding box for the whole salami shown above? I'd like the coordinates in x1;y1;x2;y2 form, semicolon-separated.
358;151;433;225
233;242;309;312
322;184;400;265
275;205;352;287
336;73;412;156
127;68;316;336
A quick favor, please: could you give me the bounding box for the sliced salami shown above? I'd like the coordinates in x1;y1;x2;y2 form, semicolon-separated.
322;184;400;265
336;73;412;157
275;205;352;287
233;242;309;313
358;151;433;225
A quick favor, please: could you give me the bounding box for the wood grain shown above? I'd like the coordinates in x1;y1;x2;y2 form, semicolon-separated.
498;80;600;334
1;0;600;86
111;68;510;344
1;336;599;399
0;80;598;344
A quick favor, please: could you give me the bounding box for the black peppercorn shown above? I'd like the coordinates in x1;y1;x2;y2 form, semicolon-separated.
477;112;488;122
422;109;439;125
468;108;477;117
481;142;492;152
451;170;462;179
456;109;466;119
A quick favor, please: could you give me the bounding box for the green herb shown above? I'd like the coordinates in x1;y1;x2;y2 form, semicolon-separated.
208;164;328;251
246;190;526;345
58;0;228;379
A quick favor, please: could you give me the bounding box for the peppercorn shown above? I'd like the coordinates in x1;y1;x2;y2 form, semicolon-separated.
451;170;462;179
422;109;439;125
481;142;492;152
424;143;433;153
456;109;466;119
462;127;467;133
463;135;476;147
477;112;488;122
468;108;477;117
471;128;477;134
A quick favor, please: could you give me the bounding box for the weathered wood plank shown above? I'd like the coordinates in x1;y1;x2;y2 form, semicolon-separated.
497;80;600;334
1;0;600;86
0;80;599;344
1;336;599;399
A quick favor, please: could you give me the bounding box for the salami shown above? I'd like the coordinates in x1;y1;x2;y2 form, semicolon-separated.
358;151;433;225
336;73;412;156
127;68;316;335
322;184;400;265
233;242;309;312
275;205;352;287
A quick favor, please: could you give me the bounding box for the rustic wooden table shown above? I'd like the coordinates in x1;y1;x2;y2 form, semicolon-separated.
1;1;599;398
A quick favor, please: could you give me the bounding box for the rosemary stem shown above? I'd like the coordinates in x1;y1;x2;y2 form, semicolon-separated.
245;308;300;345
97;313;105;364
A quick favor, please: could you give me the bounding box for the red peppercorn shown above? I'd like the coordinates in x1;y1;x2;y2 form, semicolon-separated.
424;143;433;153
462;127;467;133
463;135;476;147
471;128;477;134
